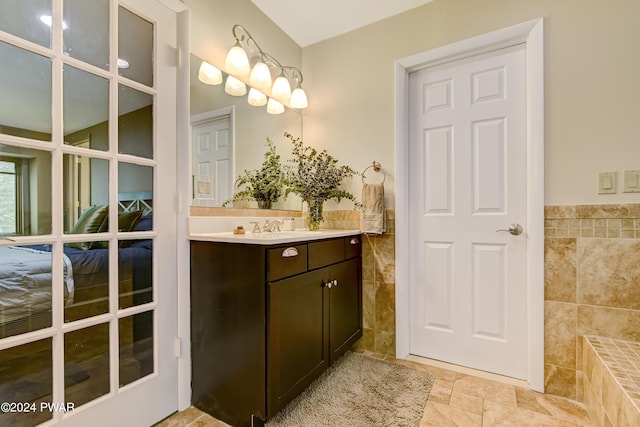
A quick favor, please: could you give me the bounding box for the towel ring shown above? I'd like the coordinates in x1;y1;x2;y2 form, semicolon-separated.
362;161;386;184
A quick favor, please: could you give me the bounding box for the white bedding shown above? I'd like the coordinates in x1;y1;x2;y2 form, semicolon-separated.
0;246;74;326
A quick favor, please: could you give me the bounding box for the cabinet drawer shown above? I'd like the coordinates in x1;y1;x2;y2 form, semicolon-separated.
345;235;362;259
308;238;345;270
268;245;308;281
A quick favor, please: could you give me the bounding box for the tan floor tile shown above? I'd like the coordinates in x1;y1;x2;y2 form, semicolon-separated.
535;393;593;426
420;401;482;427
515;387;553;415
155;407;204;426
483;400;585;427
428;379;455;404
453;375;517;407
450;391;483;415
187;414;230;427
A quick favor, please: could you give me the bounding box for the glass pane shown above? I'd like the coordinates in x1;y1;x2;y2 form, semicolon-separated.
119;239;153;309
0;146;52;236
118;162;153;202
63;66;109;151
0;338;53;426
118;6;153;87
0;160;16;234
64;324;109;407
0;245;54;339
63;241;109;322
118;84;153;159
119;311;153;387
0;41;52;140
63;155;108;234
0;0;51;48
63;0;109;70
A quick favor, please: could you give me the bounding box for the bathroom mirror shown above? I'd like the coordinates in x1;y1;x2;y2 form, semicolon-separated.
190;54;303;210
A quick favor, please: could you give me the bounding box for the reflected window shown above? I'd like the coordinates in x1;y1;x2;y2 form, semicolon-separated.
0;159;18;235
118;162;153;202
64;66;109;151
63;0;109;70
0;41;52;140
118;84;153;159
118;6;153;87
63;155;108;234
0;145;52;236
119;311;153;386
0;0;52;48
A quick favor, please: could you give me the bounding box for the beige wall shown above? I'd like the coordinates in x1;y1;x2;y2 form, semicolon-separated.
302;0;640;207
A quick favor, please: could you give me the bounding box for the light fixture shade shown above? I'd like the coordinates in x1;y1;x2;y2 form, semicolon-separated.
290;87;308;109
249;62;272;89
198;61;223;85
266;98;285;115
248;88;267;106
225;75;247;96
224;43;250;75
271;75;292;101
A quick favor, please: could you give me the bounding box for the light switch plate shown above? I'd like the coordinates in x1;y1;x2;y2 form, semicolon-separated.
623;170;640;193
598;171;617;194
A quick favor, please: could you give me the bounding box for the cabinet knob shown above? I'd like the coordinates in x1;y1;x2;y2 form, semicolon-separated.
333;280;338;287
350;238;360;245
326;280;332;289
281;247;299;258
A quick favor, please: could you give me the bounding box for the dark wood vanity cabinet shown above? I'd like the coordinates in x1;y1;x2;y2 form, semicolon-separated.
190;235;362;427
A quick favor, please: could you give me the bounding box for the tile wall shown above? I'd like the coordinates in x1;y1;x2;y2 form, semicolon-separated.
544;204;640;400
323;209;396;357
583;335;640;426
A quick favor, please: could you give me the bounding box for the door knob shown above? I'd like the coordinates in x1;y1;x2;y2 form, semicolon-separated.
496;223;523;236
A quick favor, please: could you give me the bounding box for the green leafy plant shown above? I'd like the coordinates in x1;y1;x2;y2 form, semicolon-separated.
283;132;361;228
223;138;284;209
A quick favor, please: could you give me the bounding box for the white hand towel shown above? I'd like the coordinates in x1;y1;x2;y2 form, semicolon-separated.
361;182;385;235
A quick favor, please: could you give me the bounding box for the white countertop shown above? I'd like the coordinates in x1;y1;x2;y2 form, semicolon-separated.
189;228;361;245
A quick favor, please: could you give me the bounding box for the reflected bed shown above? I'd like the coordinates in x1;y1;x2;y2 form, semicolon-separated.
0;195;153;339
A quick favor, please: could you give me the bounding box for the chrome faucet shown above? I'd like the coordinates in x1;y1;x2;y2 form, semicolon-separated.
262;219;282;232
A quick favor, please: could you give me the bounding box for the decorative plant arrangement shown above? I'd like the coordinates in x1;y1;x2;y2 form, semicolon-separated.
223;138;284;209
283;132;361;230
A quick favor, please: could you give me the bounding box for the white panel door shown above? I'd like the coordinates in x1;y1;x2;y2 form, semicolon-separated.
192;116;232;207
409;45;528;379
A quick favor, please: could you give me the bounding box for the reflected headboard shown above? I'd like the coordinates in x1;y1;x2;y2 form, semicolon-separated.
118;192;153;215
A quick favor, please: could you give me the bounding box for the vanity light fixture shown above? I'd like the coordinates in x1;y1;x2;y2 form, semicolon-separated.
266;98;285;115
39;15;69;30
224;24;308;110
225;75;247;96
248;88;267;106
117;58;130;69
224;40;250;75
198;61;223;85
249;62;272;90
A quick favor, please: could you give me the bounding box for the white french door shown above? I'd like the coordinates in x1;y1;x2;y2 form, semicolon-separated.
0;0;178;425
408;45;528;379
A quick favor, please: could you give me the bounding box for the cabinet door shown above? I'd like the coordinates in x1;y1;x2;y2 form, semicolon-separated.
329;257;363;363
267;268;329;417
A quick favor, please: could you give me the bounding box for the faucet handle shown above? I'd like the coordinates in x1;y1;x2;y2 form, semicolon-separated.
249;221;261;233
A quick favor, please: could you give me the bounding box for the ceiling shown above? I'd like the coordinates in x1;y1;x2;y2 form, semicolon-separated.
250;0;434;47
